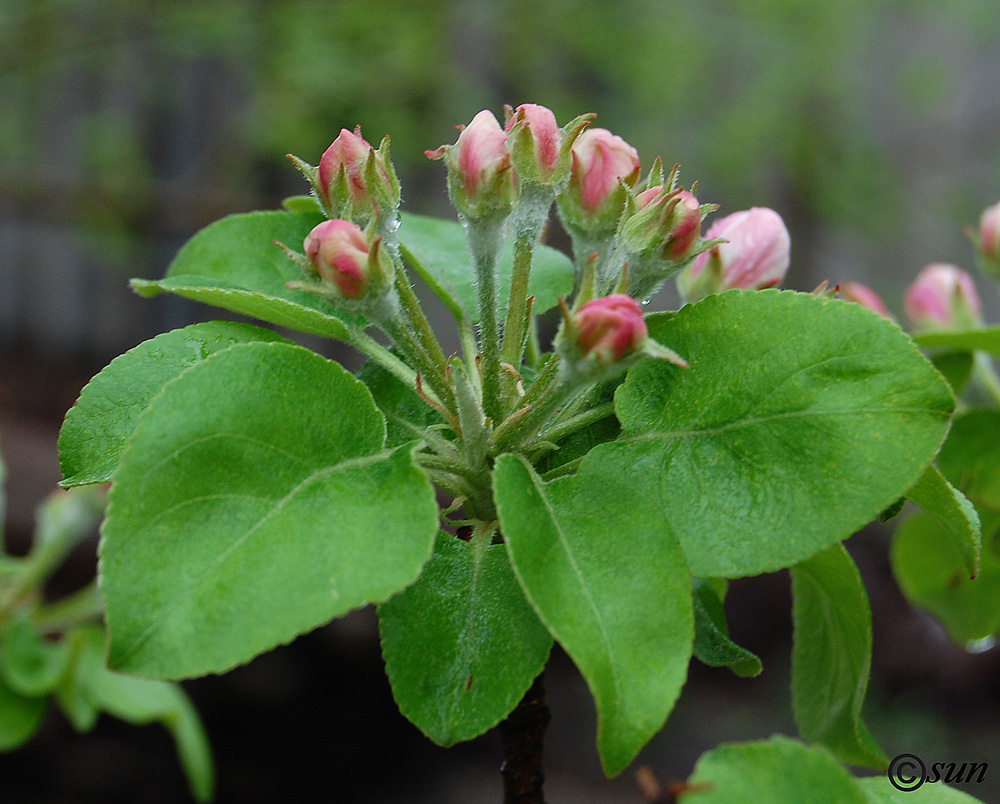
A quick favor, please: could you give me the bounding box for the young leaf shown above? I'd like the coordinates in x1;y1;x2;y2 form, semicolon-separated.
791;544;887;770
929;350;974;396
398;212;573;323
100;341;438;679
613;290;953;578
937;410;1000;512
692;579;762;677
59;321;288;487
905;464;981;578
684;735;867;804
378;532;553;746
0;613;71;697
0;675;47;751
131;210;366;339
493;454;693;777
60;626;214;803
891;511;1000;645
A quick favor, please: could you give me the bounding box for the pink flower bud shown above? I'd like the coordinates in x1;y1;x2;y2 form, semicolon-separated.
678;207;790;302
318;127;372;205
574;293;648;362
303;219;372;299
312;127;400;224
572;128;640;214
506;103;561;180
840;282;891;318
904;263;981;330
426;110;516;218
979;201;1000;262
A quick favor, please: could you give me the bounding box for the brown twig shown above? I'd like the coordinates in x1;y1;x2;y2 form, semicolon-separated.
499;671;550;804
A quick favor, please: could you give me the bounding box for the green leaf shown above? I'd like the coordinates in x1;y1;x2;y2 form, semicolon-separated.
905;464;981;578
59;321;288;487
692;579;762;677
378;532;553;745
61;626;214;803
684;736;866;804
356;355;445;449
891;511;1000;645
100;341;438;679
857;774;988;803
493;454;693;776
937;410;1000;512
791;544;887;770
0;614;71;697
0;675;47;751
398;212;574;323
613;290;953;577
130;210;366;339
915;327;1000;357
929;350;974;396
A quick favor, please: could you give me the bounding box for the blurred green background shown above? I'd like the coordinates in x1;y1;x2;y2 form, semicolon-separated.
2;1;1000;802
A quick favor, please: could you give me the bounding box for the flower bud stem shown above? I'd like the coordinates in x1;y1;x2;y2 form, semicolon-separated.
500;234;536;412
394;266;451;379
345;328;443;407
464;214;507;424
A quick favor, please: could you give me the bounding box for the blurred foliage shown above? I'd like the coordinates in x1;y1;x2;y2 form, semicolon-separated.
1;0;999;256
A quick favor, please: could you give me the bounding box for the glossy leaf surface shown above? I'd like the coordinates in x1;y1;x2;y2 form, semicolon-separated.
101;341;438;678
493;454;692;776
379;533;552;745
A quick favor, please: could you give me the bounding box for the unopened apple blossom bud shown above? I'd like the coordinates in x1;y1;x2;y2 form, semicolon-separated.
425;110;516;219
303;219;392;300
840;282;892;318
505;103;560;182
626;187;703;261
677;207;790;303
904;263;981;331
572;294;648;362
290;127;400;226
974;201;1000;278
557;128;640;236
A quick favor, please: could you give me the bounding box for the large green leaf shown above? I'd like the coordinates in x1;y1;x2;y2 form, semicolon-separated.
100;340;438;679
398;212;574;322
684;736;866;804
857;774;988;803
612;290;953;578
59;626;214;803
130;210;365;338
905;464;980;578
378;532;552;745
791;544;887;770
59;321;288;487
493;454;693;776
891;511;1000;645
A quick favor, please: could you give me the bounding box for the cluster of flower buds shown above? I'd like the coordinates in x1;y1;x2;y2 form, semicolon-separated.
289;127;401;227
426;105;593;223
973;200;1000;279
904;263;981;331
676;207;791;304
